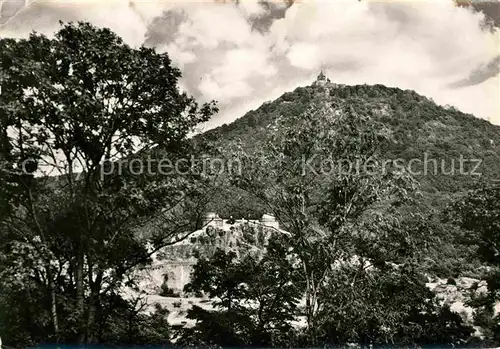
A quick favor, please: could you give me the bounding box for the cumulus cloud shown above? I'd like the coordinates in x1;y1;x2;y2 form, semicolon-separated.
1;0;499;128
144;0;499;128
0;0;172;45
449;55;500;88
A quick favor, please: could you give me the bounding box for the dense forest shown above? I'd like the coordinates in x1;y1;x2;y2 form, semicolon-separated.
0;23;499;348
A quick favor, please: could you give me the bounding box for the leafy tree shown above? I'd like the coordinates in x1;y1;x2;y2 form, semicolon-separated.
0;21;216;346
218;100;474;347
239;236;301;345
185;250;246;312
183;235;301;347
229;103;415;344
183;249;251;346
447;185;500;269
446;184;500;344
317;259;473;346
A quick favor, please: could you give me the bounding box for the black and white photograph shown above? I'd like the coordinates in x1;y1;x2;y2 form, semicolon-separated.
0;0;499;348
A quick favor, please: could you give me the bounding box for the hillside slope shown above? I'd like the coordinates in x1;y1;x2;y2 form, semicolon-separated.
199;76;500;215
132;78;500;334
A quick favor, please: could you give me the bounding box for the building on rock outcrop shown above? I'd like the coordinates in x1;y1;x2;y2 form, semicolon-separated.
260;213;279;229
202;212;223;228
202;212;280;230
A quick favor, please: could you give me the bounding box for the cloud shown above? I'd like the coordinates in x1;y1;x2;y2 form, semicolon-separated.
0;0;171;45
245;0;293;33
458;0;500;29
0;0;29;26
449;55;500;88
1;0;499;128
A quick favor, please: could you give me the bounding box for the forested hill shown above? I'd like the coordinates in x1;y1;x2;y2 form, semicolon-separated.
200;78;500;198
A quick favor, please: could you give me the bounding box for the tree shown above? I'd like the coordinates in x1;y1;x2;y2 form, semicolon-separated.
446;184;500;344
316;241;474;345
183;235;301;347
0;21;217;345
241;236;301;346
229;103;415;344
185;249;246;312
183;249;250;346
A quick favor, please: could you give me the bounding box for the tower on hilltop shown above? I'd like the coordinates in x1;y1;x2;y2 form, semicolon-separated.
313;70;330;86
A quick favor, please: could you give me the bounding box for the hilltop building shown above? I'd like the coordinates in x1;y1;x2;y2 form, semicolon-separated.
313;70;331;87
312;71;343;90
202;212;280;230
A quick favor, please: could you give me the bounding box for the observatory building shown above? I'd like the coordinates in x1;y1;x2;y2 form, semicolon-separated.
202;212;279;230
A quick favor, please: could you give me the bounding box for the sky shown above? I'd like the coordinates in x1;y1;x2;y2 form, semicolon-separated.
1;0;499;130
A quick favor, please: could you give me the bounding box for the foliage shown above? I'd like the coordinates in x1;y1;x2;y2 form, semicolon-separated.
317;263;474;346
181;101;475;347
225;101;418;344
445;184;500;345
0;21;216;346
182;235;301;347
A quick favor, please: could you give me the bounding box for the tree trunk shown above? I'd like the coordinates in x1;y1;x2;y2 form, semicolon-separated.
48;270;59;337
75;250;85;344
86;298;96;343
86;263;103;344
303;266;319;346
26;188;60;339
